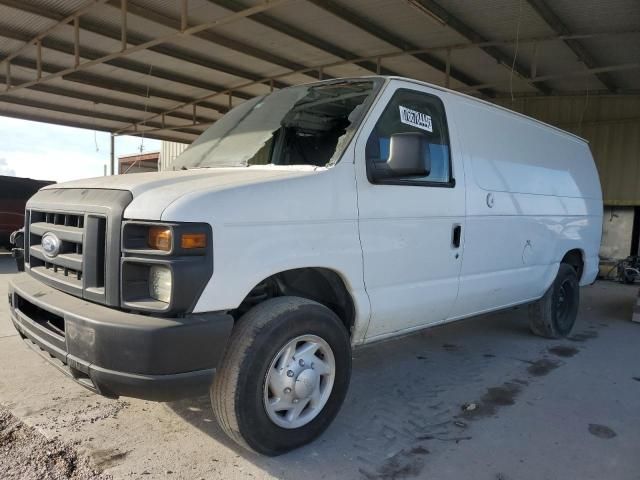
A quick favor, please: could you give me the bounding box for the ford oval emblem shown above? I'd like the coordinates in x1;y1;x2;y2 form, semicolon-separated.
41;232;61;258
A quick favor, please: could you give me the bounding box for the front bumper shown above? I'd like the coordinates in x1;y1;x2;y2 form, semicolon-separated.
8;273;233;401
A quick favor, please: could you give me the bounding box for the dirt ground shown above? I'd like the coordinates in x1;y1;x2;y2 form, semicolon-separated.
1;251;639;479
0;409;111;480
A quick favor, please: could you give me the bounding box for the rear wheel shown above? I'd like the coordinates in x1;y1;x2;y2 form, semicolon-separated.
211;296;351;455
528;263;579;338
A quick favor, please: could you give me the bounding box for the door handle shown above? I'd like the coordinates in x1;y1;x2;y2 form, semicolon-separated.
452;224;462;249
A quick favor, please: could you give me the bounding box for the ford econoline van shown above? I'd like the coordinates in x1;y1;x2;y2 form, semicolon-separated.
8;76;602;455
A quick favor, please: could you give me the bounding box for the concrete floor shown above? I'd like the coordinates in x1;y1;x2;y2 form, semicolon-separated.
1;251;639;479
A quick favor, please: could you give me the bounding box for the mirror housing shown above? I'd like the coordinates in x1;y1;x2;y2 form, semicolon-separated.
372;132;430;180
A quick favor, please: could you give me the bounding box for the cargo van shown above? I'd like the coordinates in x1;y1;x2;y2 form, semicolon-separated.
8;76;602;455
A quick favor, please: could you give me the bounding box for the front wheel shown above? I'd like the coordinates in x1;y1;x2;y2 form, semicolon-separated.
528;263;580;338
211;296;351;455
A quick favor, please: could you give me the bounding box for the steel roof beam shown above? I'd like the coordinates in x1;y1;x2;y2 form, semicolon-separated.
0;27;249;105
305;0;495;96
4;54;226;114
112;27;640;135
406;0;552;95
0;0;292;91
459;62;638;93
0;92;204;135
498;89;640;99
526;0;618;92
0;0;108;69
105;0;324;81
131;59;639;134
0;107;196;143
11;80;214;124
118;122;212;137
12;25;625;112
208;0;399;76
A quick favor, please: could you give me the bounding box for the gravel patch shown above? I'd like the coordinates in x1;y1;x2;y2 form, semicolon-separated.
31;399;130;433
0;408;111;480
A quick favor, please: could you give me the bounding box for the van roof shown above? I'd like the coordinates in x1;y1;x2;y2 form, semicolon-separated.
319;75;588;144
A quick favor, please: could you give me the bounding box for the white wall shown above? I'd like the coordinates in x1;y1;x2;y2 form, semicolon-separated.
159;141;189;171
600;206;635;260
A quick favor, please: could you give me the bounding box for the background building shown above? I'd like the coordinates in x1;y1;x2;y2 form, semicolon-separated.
118;151;160;174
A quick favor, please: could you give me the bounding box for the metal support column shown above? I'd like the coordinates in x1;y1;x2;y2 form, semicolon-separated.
110;134;115;175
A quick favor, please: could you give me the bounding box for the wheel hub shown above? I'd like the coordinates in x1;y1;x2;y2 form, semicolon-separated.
263;334;336;429
555;278;575;334
294;368;319;399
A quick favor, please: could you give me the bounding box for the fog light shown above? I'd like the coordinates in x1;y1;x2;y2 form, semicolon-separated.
149;265;172;303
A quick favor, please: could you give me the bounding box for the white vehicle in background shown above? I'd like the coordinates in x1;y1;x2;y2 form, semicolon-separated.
8;76;602;455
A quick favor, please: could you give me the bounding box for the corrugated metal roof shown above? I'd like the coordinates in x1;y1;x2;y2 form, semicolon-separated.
33;0;90;15
0;0;637;143
343;0;466;48
0;38;25;57
437;0;555;40
274;1;396;58
0;4;59;38
547;0;640;32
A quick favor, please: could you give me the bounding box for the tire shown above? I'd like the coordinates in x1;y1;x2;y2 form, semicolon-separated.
211;296;352;456
528;263;580;339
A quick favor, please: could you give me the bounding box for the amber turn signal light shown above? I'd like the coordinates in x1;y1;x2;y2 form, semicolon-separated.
181;233;207;249
148;227;172;251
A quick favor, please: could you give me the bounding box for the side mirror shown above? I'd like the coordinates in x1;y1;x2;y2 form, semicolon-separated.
372;132;430;180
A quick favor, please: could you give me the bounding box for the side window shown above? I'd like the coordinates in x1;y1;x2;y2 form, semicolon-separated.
366;88;452;185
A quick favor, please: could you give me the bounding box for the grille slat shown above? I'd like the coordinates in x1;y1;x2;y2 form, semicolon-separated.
30;245;82;271
31;266;83;287
30;222;83;243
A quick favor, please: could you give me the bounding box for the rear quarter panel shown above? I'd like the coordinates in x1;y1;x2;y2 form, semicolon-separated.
446;94;602;319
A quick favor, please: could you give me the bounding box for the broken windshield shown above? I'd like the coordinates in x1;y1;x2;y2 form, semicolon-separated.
173;80;380;170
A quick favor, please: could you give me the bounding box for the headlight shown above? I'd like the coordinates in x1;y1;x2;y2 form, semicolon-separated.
122;221;212;314
149;265;172;303
148;226;172;251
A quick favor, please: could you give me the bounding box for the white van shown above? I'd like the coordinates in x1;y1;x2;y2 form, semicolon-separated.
8;76;602;455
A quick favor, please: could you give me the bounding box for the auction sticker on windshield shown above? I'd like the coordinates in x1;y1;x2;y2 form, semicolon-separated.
399;106;433;132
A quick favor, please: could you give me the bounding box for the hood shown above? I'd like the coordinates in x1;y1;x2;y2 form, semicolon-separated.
46;166;322;220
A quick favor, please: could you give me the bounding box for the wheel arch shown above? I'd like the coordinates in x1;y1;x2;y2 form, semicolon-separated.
561;248;585;282
234;267;356;336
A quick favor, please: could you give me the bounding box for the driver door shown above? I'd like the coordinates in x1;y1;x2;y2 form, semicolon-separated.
354;82;466;340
